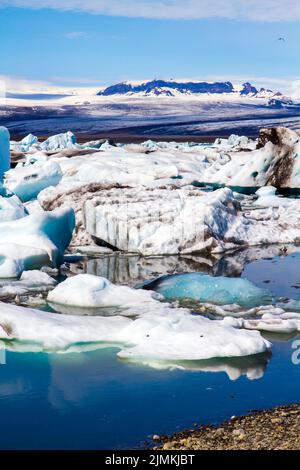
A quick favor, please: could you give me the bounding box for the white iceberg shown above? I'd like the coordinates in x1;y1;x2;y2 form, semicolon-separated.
0;256;23;279
84;186;248;255
254;186;291;207
19;134;39;152
47;273;162;309
4;161;63;202
0;297;270;359
203;127;300;188
117;312;271;362
0;270;56;297
40;131;77;151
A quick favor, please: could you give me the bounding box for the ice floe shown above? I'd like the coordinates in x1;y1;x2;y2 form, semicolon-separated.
47;273;162;309
145;272;273;308
0;281;271;360
40;131;78;152
0;270;56;298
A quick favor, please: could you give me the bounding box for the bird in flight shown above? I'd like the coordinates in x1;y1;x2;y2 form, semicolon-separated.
278;37;286;42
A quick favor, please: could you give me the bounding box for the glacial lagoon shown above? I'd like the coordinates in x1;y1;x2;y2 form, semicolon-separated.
1;249;300;449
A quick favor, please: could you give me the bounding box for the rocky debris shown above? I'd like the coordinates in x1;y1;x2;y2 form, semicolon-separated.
157;403;300;450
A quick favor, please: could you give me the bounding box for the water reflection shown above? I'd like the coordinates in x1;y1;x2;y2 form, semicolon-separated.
119;351;272;381
72;244;300;286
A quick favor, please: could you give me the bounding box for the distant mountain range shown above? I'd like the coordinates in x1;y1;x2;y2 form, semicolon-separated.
97;79;285;99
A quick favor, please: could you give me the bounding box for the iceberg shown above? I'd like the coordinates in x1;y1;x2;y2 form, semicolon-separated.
84;186;249;255
19;134;39;152
254;186;291;207
0;206;75;272
40;131;77;151
145;272;273;308
4;161;63;202
0;195;26;222
0;296;270;359
0;127;10;180
47;273;162;309
117;312;271;362
0;270;56;297
203;127;300;188
0;256;23;279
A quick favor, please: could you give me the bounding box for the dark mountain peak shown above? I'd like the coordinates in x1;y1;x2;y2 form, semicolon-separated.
240;82;258;95
97;79;234;96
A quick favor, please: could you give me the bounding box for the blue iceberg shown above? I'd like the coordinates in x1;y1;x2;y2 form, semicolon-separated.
0;127;10;181
145;272;273;308
4;160;62;202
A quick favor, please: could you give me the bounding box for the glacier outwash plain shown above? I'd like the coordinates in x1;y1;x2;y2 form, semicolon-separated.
3;125;300;368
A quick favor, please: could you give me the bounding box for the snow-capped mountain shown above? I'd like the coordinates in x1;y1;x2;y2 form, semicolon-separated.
2;78;299;138
97;79;283;99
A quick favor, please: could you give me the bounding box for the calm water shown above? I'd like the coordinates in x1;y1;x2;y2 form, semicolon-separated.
1;250;300;450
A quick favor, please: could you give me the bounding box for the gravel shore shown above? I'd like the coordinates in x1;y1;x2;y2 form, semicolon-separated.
156;404;300;450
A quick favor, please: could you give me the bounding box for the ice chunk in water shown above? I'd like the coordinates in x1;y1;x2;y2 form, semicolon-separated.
145;272;273;307
47;273;162;309
4;161;62;202
0;256;23;279
0;297;270;360
40;131;77;151
20;134;39;152
0;206;75;271
255;186;290;208
0;195;26;222
0;127;10;180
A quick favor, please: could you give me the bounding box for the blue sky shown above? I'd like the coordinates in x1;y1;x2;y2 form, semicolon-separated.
0;1;300;93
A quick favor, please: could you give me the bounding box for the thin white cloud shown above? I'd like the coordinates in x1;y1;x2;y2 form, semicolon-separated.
0;0;300;21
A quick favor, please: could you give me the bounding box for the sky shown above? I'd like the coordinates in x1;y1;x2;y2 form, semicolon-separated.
0;1;300;94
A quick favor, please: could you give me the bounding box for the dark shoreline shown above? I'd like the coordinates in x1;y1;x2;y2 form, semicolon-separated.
155;403;300;450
